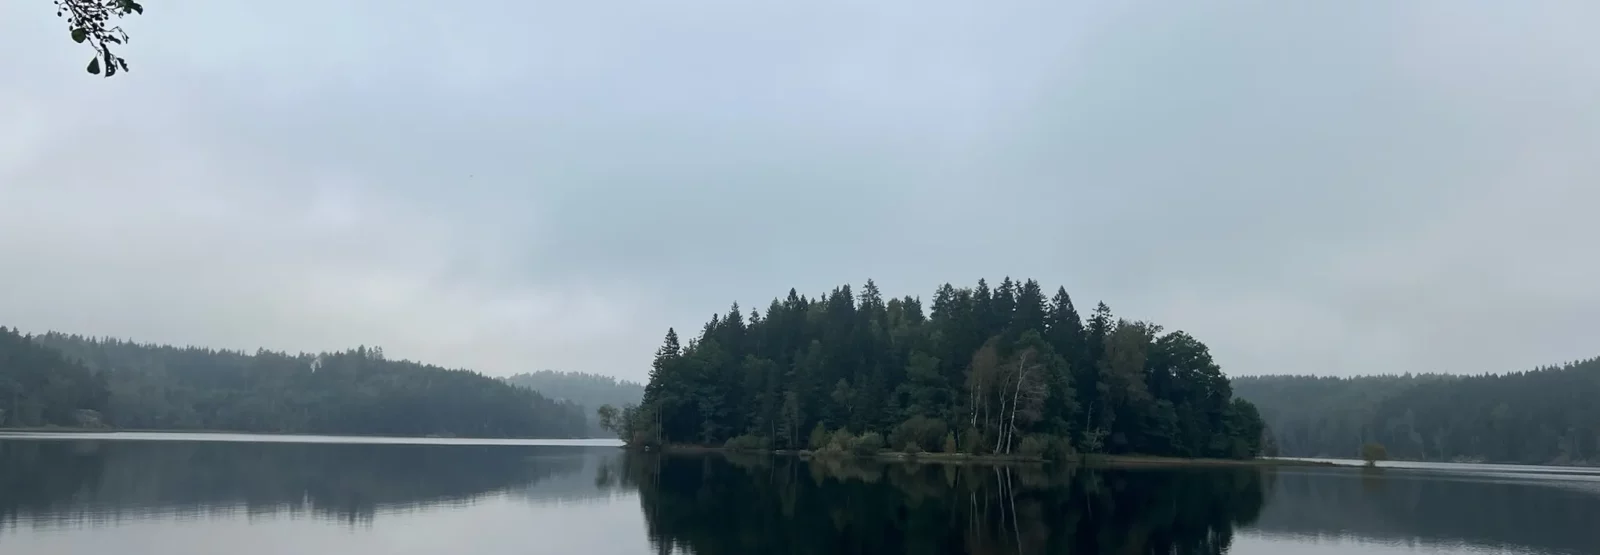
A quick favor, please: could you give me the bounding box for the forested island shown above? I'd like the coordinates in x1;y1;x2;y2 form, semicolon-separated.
0;327;590;438
600;278;1268;461
1234;356;1600;465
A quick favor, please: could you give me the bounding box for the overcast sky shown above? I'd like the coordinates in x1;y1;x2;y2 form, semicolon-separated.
2;1;1596;383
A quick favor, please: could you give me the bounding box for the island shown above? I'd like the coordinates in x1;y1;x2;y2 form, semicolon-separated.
599;278;1271;464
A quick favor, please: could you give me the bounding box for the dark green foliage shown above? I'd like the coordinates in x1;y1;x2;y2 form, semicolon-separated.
1361;442;1388;466
1017;434;1048;459
0;327;109;427
853;431;884;456
888;415;948;453
17;331;589;438
1235;358;1600;465
1219;398;1266;459
808;422;828;450
1042;434;1076;460
724;434;770;452
53;0;142;77
623;279;1267;459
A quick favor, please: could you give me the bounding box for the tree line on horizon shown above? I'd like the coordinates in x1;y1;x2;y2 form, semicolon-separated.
504;370;644;435
0;327;591;438
1233;356;1600;465
0;327;108;428
602;278;1268;459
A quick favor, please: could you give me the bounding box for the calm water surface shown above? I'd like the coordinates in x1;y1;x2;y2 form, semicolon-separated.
1;433;1596;554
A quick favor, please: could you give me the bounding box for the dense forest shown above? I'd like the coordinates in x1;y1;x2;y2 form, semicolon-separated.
504;370;643;434
1233;357;1600;465
1;328;589;438
0;327;109;428
606;278;1267;459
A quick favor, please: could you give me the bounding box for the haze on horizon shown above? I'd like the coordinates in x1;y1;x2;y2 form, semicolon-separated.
2;1;1596;384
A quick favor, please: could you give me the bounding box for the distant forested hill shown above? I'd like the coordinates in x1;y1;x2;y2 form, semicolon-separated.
1231;374;1445;458
3;330;589;438
1234;357;1600;465
504;370;643;412
504;370;643;433
0;327;109;427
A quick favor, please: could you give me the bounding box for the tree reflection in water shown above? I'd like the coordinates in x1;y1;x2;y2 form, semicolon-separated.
616;452;1269;555
0;439;608;529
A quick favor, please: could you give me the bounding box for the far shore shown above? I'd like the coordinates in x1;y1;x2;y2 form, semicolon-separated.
650;443;1341;468
1079;454;1340;468
0;426;613;442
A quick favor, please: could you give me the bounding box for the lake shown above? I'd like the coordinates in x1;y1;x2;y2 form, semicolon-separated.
1;433;1596;554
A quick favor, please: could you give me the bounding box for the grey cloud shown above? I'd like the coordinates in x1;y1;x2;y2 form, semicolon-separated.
1;1;1596;382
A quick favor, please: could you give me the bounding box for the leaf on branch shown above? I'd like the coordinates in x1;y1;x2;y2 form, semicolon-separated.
58;0;144;77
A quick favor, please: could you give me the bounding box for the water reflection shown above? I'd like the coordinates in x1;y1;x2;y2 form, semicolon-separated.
1244;465;1600;555
3;435;1597;555
0;438;619;530
616;452;1268;555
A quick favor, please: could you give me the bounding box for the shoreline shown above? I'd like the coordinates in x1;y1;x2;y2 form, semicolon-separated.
1080;454;1337;468
653;444;1339;468
0;427;606;442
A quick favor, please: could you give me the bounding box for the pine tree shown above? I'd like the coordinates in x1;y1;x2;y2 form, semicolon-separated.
1046;287;1085;366
1011;279;1047;340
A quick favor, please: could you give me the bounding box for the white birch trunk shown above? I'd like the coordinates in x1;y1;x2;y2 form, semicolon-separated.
1004;352;1030;454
